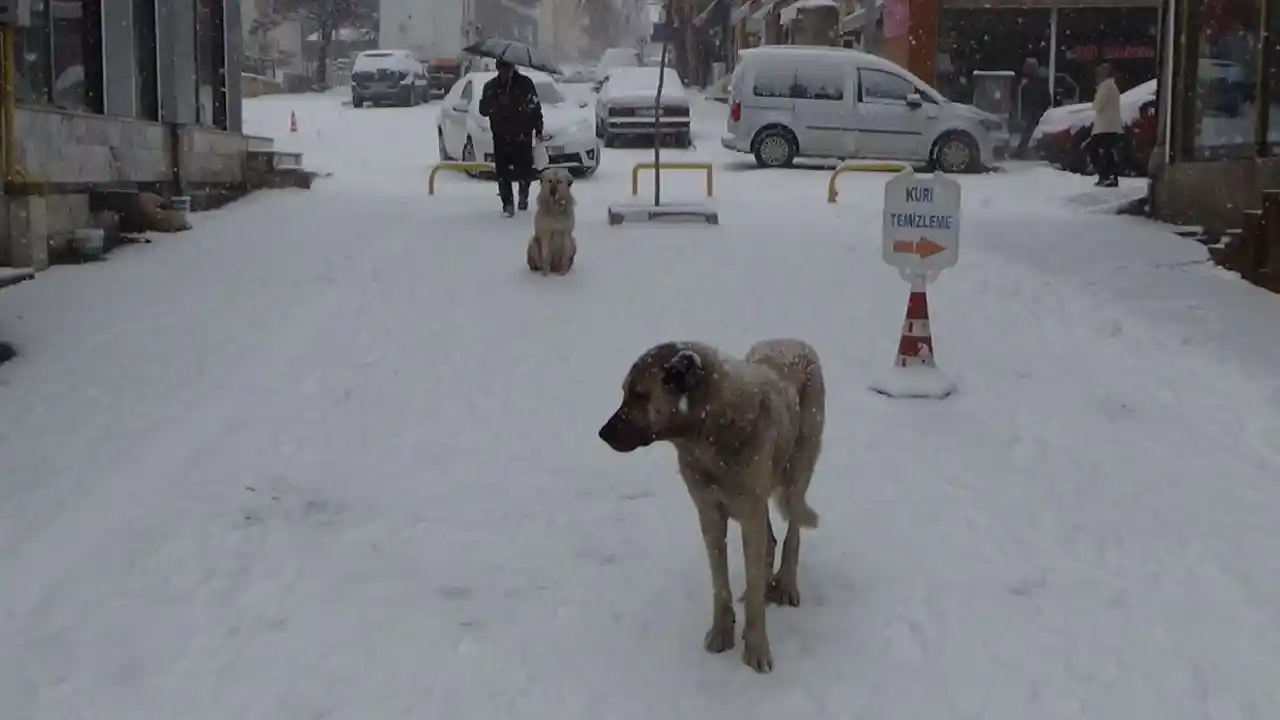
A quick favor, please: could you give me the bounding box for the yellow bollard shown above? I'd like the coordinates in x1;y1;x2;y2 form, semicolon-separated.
428;162;496;195
827;160;913;203
631;162;714;198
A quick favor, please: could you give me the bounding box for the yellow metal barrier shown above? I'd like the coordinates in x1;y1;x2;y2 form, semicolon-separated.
631;162;714;198
428;162;495;195
827;160;912;203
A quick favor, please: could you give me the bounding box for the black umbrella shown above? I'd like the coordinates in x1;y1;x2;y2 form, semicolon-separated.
462;38;560;76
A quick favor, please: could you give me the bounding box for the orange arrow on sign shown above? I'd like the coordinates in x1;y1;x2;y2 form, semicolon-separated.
891;237;947;258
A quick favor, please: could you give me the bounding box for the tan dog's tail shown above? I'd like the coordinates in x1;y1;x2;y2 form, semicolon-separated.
778;346;825;529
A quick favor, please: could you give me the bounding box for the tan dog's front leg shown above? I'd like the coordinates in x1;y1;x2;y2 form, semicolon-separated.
740;502;774;673
695;501;735;653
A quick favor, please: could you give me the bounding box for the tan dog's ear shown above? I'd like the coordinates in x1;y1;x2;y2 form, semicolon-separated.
661;349;704;393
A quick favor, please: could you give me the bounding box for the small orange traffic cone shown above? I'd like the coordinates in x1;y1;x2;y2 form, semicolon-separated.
869;275;956;399
290;111;298;133
893;277;936;368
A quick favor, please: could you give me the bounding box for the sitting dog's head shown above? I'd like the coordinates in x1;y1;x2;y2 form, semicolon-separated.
598;342;706;453
537;167;575;210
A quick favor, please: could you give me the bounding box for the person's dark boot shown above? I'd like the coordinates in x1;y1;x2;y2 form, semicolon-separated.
517;181;531;211
1101;176;1119;188
499;180;515;217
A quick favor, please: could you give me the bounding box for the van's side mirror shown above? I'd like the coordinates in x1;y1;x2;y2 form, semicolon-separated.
905;92;923;108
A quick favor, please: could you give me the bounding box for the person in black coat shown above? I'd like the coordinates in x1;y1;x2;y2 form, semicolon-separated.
478;61;545;216
1014;58;1052;160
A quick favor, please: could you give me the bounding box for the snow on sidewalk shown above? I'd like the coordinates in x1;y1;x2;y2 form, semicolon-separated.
0;91;1278;718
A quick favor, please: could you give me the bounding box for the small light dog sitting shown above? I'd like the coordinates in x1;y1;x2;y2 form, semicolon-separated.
527;168;577;275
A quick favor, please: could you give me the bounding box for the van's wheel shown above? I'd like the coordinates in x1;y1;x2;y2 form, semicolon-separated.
752;127;797;168
932;131;980;173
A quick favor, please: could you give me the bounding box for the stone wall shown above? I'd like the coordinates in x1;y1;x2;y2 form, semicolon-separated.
180;126;249;186
16;107;171;187
4;106;249;270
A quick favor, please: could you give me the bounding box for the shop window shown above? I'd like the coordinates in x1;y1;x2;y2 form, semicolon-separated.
14;0;51;104
1191;0;1263;158
50;0;103;113
195;0;227;128
14;0;102;112
133;0;159;121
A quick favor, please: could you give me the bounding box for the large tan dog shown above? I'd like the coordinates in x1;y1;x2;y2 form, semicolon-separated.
527;168;576;275
597;338;825;673
124;192;192;233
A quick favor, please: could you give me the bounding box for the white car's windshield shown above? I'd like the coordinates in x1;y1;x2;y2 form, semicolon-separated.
535;83;566;105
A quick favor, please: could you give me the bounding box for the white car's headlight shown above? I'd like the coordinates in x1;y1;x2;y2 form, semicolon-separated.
979;117;1005;132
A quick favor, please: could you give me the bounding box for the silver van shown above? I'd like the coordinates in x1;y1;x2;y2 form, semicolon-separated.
721;46;1009;172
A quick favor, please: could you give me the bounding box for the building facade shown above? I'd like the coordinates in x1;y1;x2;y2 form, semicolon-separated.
3;0;248;270
1151;0;1280;230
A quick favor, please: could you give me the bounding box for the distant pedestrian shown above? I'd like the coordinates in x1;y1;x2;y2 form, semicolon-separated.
1014;58;1051;159
478;60;545;217
1089;63;1123;188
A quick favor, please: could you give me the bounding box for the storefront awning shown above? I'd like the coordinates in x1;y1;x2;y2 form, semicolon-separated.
943;0;1158;7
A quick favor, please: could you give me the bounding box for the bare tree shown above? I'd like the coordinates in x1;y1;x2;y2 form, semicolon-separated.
276;0;377;87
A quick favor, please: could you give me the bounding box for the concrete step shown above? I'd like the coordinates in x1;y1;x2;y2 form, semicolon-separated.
0;266;36;289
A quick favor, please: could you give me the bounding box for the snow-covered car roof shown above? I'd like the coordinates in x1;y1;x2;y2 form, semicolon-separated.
599;66;689;103
1033;78;1157;138
459;71;570;106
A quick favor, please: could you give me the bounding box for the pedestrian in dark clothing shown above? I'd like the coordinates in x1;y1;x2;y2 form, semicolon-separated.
478;60;545;217
1014;58;1052;159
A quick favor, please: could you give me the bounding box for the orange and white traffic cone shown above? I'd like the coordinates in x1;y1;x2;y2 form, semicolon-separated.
894;277;936;368
290;111;298;133
870;275;957;399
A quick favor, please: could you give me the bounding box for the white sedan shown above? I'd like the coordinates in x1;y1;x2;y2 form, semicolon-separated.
437;70;601;178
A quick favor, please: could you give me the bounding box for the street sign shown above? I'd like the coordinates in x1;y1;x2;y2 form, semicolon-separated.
0;0;31;26
882;168;960;280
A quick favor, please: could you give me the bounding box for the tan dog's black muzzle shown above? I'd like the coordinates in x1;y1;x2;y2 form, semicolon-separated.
598;410;650;452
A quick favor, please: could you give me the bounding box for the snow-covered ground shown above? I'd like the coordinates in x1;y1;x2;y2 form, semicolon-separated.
3;88;1280;718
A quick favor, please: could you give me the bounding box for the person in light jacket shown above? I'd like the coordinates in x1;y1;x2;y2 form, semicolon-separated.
1088;63;1123;187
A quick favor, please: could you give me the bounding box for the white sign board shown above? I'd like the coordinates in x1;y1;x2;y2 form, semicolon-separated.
0;0;31;26
882;168;961;280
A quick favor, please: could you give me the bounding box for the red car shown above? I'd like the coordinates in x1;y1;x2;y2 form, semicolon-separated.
1032;78;1157;177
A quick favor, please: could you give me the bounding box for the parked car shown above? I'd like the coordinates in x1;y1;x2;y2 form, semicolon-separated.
351;50;429;107
595;47;641;78
721;46;1009;172
438;71;601;178
425;57;463;100
1031;78;1157;176
558;63;599;84
594;66;693;148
